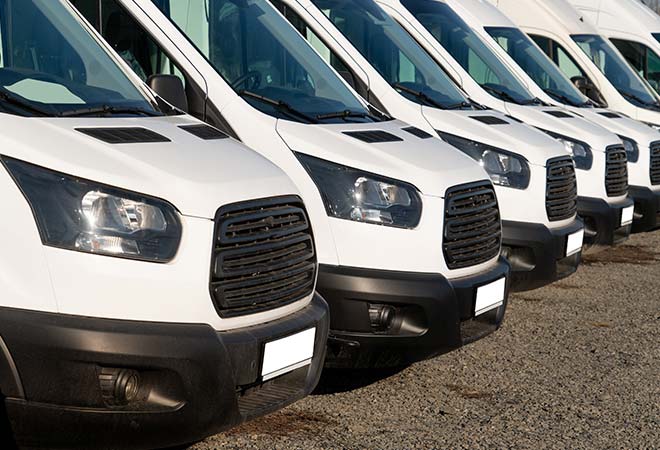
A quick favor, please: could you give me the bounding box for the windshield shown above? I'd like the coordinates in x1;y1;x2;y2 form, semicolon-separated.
152;0;372;123
572;34;660;107
310;0;472;110
487;27;589;107
402;0;537;105
0;0;158;117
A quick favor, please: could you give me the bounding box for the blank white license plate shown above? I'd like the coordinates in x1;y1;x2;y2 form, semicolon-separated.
621;205;634;226
475;277;506;316
261;328;316;381
566;229;585;257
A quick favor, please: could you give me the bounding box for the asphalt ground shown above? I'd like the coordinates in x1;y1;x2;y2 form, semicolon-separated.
193;230;660;449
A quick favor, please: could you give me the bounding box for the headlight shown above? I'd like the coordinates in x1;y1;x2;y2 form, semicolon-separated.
3;157;181;262
437;132;530;189
541;130;593;170
295;153;422;228
618;135;639;163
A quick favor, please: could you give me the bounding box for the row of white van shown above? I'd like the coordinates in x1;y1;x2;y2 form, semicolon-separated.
0;0;658;448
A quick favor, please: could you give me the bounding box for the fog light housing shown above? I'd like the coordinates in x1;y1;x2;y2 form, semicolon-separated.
368;304;396;331
99;368;141;406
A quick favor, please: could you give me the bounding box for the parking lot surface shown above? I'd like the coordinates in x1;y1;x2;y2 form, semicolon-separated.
193;231;660;449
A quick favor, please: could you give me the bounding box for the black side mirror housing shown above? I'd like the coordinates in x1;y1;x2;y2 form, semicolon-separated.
571;76;589;92
147;75;188;113
571;76;607;107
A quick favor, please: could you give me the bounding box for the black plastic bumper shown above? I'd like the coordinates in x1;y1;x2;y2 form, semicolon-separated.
502;219;583;292
0;295;329;450
318;259;510;369
629;185;660;233
578;196;633;248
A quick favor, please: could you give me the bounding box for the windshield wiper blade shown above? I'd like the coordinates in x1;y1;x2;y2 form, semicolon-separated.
620;91;660;109
392;83;446;109
481;85;520;104
58;105;162;117
0;90;53;116
444;101;473;110
316;109;372;121
239;90;318;124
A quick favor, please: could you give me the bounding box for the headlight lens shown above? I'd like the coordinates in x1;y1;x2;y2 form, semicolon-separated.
3;157;181;262
541;130;593;170
618;135;639;163
296;153;422;228
437;132;530;189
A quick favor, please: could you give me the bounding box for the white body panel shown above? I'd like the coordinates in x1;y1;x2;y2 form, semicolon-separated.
493;0;660;127
286;0;576;229
114;0;498;280
379;0;628;207
448;0;660;192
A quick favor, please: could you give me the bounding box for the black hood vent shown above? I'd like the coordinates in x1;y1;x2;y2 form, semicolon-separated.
544;110;573;118
599;112;622;119
470;115;508;125
402;126;433;139
342;130;403;143
179;124;228;140
76;127;170;144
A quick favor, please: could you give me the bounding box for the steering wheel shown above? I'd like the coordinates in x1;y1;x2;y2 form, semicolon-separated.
231;71;262;91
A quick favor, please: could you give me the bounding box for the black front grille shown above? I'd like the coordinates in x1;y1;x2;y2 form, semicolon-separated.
546;156;578;221
651;141;660;185
443;182;502;270
605;145;628;197
210;196;316;317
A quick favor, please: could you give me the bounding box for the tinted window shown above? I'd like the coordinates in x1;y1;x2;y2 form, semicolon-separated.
610;38;660;94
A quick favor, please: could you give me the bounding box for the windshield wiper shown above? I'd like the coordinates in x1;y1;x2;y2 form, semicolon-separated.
444;101;473;110
481;85;521;104
238;90;318;124
620;91;660;109
543;88;591;108
0;90;53;116
316;109;372;121
392;83;445;109
58;105;162;117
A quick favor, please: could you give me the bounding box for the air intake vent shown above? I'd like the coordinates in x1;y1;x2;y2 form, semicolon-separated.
544;110;573;118
546;157;578;221
605;145;628;197
650;141;660;185
76;127;170;144
342;130;403;143
599;112;622;119
179;124;228;140
470;115;509;125
402;126;433;139
210;196;316;317
443;182;501;270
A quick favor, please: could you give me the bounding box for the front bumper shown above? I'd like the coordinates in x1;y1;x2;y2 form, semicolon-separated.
629;185;660;233
578;196;633;248
502;219;583;292
318;259;510;369
0;295;329;450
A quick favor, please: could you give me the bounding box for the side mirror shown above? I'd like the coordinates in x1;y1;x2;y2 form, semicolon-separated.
147;74;188;113
571;76;589;93
337;70;357;89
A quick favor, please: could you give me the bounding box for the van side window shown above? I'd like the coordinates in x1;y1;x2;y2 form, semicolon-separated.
530;34;588;81
610;38;660;93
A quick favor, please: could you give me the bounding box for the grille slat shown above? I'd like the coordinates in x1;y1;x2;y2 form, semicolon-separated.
650;141;660;185
546;156;578;221
605;146;628;197
211;196;316;317
443;182;501;270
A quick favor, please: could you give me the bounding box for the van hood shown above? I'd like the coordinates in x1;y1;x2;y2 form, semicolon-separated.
570;107;660;147
275;118;489;197
504;103;621;151
0;114;297;219
422;107;567;166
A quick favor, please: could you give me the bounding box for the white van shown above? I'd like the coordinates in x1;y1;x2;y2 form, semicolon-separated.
0;0;330;448
272;0;584;294
569;0;660;96
71;0;511;370
493;0;660;129
452;0;660;233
